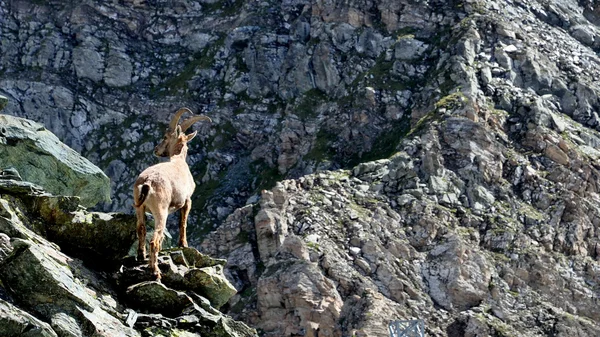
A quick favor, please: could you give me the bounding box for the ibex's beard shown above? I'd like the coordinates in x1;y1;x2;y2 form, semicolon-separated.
154;148;168;157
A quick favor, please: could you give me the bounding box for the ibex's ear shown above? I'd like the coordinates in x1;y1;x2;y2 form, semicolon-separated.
185;130;198;142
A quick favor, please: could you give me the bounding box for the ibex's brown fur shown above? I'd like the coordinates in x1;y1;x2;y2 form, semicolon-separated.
133;108;211;280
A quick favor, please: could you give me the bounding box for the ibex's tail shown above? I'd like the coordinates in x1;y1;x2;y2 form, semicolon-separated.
134;184;150;208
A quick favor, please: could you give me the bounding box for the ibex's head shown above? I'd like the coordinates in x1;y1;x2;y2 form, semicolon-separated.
154;107;211;157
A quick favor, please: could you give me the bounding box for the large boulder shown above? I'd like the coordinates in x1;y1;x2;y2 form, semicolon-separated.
184;265;238;309
0;238;139;337
35;195;137;266
0;114;110;207
126;281;195;317
0;178;136;266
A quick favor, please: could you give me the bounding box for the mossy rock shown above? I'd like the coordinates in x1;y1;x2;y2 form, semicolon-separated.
126;281;194;317
0;114;110;207
179;247;227;268
184;265;237;308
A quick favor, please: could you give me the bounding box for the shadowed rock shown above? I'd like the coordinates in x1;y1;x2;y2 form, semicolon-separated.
36;195;137;267
0;95;7;111
0;299;57;337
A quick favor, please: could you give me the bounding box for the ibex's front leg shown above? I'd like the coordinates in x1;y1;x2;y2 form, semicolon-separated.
178;198;191;247
135;206;147;261
149;210;167;281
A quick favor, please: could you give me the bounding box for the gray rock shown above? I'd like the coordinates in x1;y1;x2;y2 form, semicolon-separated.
331;23;356;53
35;195;137;265
0;239;98;313
423;236;491;311
0;233;12;263
0;197;48;243
570;25;595;46
184;265;237;308
51;312;83;337
0;299;57;337
394;38;428;61
104;49;133;87
182;33;214;52
72;46;104;82
356;28;383;58
126;281;194;317
0;115;110;207
311;42;340;95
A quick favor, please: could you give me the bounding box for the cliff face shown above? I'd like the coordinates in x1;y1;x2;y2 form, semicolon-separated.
0;0;463;234
3;0;600;336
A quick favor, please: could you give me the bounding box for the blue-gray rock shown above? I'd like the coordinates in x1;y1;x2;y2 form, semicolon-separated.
0;95;7;111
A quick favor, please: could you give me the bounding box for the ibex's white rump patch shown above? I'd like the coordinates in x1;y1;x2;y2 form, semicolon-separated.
133;107;211;280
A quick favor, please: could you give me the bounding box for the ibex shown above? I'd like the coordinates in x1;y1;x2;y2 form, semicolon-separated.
133;107;211;280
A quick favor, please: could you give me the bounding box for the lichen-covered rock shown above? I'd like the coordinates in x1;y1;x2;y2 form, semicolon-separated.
50;312;83;337
179;247;227;268
0;169;254;337
0;114;110;207
0;181;135;266
35;195;137;265
0;239;139;337
0;238;100;313
0;299;57;337
184;265;237;309
126;281;195;317
0;197;50;246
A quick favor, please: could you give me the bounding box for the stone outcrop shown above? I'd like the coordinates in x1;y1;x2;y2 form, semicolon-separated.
0;170;257;337
0;116;256;337
0;114;110;207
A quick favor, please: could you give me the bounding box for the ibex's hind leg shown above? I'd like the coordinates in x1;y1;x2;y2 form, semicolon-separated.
135;206;147;261
178;198;191;247
149;210;167;281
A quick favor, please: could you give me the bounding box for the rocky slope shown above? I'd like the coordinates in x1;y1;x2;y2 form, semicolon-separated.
4;0;600;336
0;120;257;336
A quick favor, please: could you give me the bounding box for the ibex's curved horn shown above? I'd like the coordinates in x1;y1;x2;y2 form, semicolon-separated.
168;107;192;132
180;115;212;133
